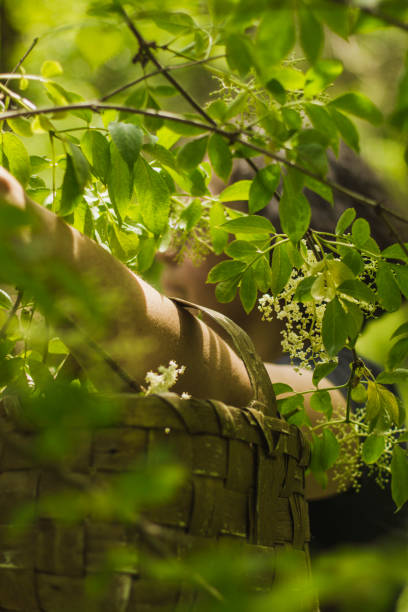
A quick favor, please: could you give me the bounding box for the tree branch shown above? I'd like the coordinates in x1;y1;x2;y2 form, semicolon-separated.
116;2;218;126
1;101;408;236
329;0;408;33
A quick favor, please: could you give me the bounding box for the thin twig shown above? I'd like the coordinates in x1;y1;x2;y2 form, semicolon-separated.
4;37;39;87
116;2;217;127
1;102;408;232
0;289;23;339
100;55;225;102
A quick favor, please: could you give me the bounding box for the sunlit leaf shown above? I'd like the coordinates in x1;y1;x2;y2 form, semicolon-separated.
329;92;383;125
256;9;296;72
219;180;251;202
109;122;143;170
1;132;30;187
362;433;385;464
134;157;170;235
222;215;275;235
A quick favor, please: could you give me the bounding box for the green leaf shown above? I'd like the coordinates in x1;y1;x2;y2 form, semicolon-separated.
240;268;257;313
143;143;177;171
1;132;30;187
344;301;364;341
394;264;408;300
271;241;293;296
273;382;293;395
7;117;33;138
310;390;333;418
293;276;318;302
108;122;143;170
376;263;401;313
351;382;367;404
362;434;385;464
41;60;63;78
312;429;340;474
137;237;156;273
391;446;408;510
382;243;408;263
337;279;376;304
304;59;344;97
208;133;232;182
387;337;408;371
278;394;304;416
304;175;333;205
321;429;340;469
378;384;400;424
59;154;82;216
76;23;123;69
377;369;408;384
391;321;408;339
266;79;287;105
179;200;203;232
305;103;338;149
329;92;383;125
253;256;272;292
351;217;370;248
298;7;324;64
210;202;228;254
108;142;131;220
279;184;311;242
328;108;360;153
256;9;295;71
81;130;110;184
69;143;90;190
177;136;208;172
249;165;280;214
219;180;251;202
207;260;246;283
225;34;253;78
322;297;348;357
222;215;275;235
0;288;12;309
225;240;258;261
215;277;239;303
341;247;363;276
147;10;194;34
134;157;170;235
312;361;338;387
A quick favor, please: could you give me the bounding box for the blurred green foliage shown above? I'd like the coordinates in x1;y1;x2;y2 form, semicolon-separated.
1;0;408;609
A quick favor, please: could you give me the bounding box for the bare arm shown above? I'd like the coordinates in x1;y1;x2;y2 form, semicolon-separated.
0;167;252;406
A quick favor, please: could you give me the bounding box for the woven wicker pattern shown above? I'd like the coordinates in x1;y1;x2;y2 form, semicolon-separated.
0;392;311;611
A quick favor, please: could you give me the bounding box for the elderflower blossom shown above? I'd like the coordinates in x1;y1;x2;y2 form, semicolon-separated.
258;243;380;368
144;361;186;395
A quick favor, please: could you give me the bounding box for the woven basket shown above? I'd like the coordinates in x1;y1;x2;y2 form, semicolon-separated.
0;299;313;611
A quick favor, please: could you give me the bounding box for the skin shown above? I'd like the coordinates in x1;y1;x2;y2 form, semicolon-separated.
0;167;346;499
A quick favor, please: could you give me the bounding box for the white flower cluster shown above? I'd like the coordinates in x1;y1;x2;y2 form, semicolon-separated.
143;361;186;395
258;265;331;369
